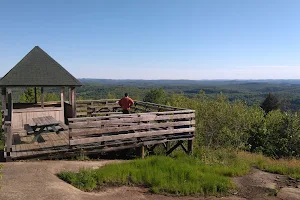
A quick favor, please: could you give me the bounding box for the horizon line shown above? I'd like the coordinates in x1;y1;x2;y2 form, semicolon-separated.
78;78;300;81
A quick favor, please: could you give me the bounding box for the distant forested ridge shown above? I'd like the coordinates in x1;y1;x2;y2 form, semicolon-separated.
77;79;300;111
8;79;300;111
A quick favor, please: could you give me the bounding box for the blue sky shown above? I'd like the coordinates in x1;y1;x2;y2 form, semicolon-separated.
1;0;300;79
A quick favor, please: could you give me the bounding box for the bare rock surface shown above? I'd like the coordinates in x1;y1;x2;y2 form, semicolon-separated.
0;161;299;200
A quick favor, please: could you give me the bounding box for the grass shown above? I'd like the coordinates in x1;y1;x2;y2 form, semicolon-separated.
58;149;250;196
237;151;300;179
58;148;300;196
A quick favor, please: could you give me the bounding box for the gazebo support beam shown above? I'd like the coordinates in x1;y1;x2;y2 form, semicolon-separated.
71;87;76;118
1;87;7;132
69;87;72;104
41;87;44;108
5;89;13;161
34;87;37;104
61;87;65;112
7;89;12;122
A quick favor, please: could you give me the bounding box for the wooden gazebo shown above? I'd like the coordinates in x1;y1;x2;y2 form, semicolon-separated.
0;46;81;130
0;46;195;162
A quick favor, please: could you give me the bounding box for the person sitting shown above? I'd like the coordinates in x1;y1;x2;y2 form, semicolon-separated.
118;93;134;114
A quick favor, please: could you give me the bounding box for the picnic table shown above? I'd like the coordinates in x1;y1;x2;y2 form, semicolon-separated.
29;116;61;143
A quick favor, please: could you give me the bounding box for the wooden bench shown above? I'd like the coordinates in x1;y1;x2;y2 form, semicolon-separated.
24;124;34;135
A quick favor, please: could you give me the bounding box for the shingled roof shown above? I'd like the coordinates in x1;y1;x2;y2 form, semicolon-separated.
0;46;82;87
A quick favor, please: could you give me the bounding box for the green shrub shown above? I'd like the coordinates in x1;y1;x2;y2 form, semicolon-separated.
58;155;243;195
163;91;300;158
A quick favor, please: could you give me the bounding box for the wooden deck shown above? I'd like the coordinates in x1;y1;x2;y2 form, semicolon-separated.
4;100;195;160
11;131;69;159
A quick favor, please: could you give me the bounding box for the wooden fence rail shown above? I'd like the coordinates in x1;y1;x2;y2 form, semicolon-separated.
74;100;187;117
68;109;195;154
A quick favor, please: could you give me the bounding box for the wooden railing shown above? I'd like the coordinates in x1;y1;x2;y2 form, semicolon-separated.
68;109;195;152
3;99;195;160
75;100;186;118
75;99;121;117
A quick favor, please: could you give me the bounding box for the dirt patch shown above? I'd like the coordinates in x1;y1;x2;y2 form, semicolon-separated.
233;168;300;200
97;186;246;200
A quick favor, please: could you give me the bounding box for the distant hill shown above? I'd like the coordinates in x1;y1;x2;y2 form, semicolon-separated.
78;78;300;87
76;79;300;111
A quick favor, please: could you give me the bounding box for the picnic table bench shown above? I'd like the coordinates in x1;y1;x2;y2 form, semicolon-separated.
27;116;61;143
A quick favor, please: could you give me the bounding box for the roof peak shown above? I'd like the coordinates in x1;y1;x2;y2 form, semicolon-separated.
0;46;82;87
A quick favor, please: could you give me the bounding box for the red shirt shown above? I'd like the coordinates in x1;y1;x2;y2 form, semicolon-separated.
119;97;134;110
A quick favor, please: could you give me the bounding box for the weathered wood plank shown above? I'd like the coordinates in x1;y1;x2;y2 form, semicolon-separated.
76;107;88;111
70;120;195;137
77;99;118;104
68;110;194;122
143;137;193;146
135;101;185;110
61;87;65;112
88;105;119;109
57;132;69;145
136;146;145;159
71;87;76;118
68;87;72;104
2;87;6;132
166;141;183;155
91;112;123;116
70;127;195;146
76;112;88;116
69;113;195;127
5;122;13;159
70;119;194;129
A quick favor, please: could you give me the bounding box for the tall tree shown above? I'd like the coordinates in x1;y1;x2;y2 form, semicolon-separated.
261;93;281;114
20;88;36;103
107;92;116;99
20;88;59;103
143;88;167;104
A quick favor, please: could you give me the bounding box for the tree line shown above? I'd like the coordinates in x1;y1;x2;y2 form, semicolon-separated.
143;89;300;158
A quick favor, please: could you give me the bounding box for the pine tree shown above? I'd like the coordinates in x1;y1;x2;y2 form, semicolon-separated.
261;93;281;114
20;88;36;103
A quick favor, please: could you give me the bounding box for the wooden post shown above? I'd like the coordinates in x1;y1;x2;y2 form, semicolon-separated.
136;146;144;159
34;87;37;104
164;142;170;151
68;87;72;104
41;87;44;108
5;89;13;161
1;87;6;132
71;87;76;118
188;140;193;154
187;115;193;154
61;87;65;111
7;89;12;122
5;121;12;161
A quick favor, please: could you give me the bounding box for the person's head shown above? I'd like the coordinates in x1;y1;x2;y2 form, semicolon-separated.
124;93;128;97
